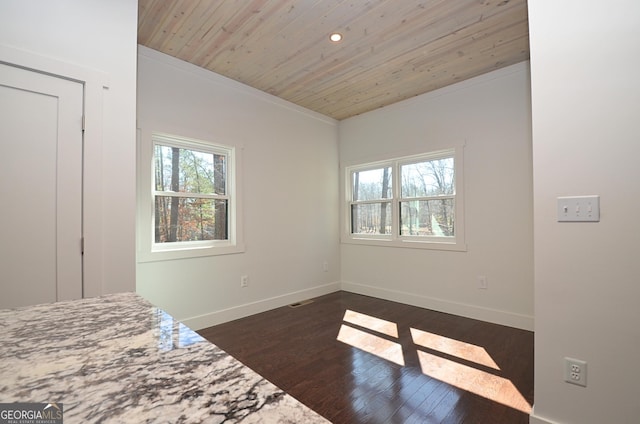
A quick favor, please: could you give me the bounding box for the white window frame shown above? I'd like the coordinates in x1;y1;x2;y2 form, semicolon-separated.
137;132;244;262
343;146;466;251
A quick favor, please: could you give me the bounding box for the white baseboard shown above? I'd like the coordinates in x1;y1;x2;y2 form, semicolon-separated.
529;406;561;424
181;282;341;330
181;280;534;332
341;281;534;331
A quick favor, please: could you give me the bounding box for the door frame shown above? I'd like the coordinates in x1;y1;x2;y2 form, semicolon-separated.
0;44;109;298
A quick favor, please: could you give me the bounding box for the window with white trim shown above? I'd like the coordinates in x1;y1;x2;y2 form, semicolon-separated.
138;133;243;261
345;148;465;251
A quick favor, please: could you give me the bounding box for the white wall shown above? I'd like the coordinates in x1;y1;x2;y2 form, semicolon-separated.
0;1;138;295
529;1;640;423
339;62;534;330
136;47;340;329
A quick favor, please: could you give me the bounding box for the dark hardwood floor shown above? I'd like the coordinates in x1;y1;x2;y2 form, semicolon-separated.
198;291;534;424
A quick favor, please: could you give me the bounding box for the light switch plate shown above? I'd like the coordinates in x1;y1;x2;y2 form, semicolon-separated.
557;195;600;222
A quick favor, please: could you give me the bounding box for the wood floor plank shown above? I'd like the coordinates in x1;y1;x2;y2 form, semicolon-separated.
198;291;533;423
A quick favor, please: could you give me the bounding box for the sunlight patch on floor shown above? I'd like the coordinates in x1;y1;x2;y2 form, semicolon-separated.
416;350;532;414
334;310;532;414
337;324;405;366
335;310;530;414
410;328;500;370
343;310;399;338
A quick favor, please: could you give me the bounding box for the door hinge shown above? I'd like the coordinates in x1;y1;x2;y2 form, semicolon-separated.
81;237;84;255
82;115;85;132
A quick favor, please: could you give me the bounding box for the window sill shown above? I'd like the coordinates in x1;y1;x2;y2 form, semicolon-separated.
341;237;467;252
137;242;245;263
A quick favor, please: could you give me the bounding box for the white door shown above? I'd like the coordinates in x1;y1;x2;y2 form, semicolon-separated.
0;63;83;308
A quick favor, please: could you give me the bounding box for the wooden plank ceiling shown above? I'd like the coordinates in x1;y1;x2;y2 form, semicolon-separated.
138;0;529;120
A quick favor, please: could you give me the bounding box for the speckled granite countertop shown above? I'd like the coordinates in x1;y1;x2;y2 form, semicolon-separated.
0;292;329;423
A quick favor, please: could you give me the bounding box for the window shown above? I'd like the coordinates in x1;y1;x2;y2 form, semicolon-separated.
345;147;465;251
153;142;228;244
138;132;243;261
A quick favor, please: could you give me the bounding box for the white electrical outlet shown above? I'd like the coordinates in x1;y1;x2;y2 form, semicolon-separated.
323;261;329;272
240;275;249;288
564;357;587;387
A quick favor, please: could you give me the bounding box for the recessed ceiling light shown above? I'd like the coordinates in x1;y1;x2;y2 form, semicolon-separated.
329;32;343;43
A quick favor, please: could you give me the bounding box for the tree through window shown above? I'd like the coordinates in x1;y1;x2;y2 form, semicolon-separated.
399;157;455;237
153;137;230;244
345;148;464;250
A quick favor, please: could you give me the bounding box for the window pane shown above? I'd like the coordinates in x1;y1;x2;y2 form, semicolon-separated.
400;199;455;236
154;144;226;195
401;158;454;198
155;196;228;242
351;203;392;235
352;167;392;201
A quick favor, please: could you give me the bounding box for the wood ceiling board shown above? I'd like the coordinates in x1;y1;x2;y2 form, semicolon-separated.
138;0;530;120
287;11;529;118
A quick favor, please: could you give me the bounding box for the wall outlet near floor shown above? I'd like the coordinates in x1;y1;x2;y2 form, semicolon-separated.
564;357;587;387
477;275;488;289
240;275;249;288
323;261;329;272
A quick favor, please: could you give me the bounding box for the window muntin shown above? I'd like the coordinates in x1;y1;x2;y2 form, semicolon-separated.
345;148;464;250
